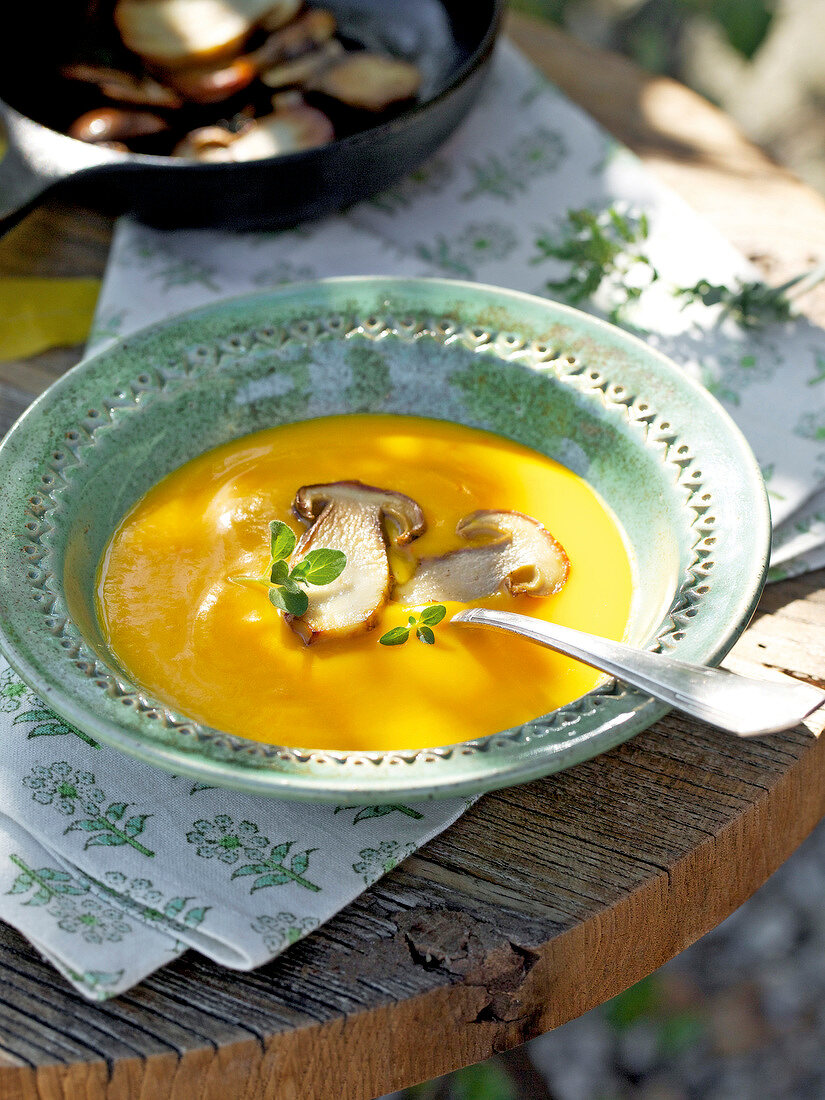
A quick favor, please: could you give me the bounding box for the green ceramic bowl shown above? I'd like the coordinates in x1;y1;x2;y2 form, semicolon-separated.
0;278;769;802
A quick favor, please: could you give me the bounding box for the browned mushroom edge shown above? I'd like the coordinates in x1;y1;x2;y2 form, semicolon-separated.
286;481;426;645
397;509;570;606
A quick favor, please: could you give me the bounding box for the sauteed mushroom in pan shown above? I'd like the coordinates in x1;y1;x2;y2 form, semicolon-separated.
60;0;423;161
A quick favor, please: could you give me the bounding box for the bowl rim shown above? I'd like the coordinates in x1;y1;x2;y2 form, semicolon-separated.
0;277;770;801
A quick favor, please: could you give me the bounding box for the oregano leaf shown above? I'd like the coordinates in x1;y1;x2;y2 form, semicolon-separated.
379;626;410;646
270;559;289;585
279;586;309;617
269;520;296;562
297;548;347;585
268;587;289;612
417;625;436;645
418;604;446;626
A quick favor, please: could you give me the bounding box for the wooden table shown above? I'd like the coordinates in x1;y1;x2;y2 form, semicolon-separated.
2;14;825;1099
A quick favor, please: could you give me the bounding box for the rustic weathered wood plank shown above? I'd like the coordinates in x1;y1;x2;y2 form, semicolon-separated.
2;13;825;1099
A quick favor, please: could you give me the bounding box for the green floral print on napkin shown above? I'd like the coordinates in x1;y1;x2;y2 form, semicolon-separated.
369;157;454;213
49;894;133;944
24;762;103;814
124;237;220;292
232;843;320;894
353;841;416;886
23;762;154;855
251;912;319;951
334;805;424;824
252;261;317;287
0;667;28;712
463;128;567;201
15;699;100;748
808;353;825;387
186;816;321;893
100;872;209;934
64;967;125;998
4;670;99;744
415;221;518;278
7;854;132;943
186;815;268;864
8;853;87;906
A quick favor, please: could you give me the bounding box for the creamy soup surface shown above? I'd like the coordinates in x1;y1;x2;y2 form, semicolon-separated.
97;414;634;751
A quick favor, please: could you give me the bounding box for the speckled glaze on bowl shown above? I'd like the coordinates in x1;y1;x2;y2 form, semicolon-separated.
0;278;769;802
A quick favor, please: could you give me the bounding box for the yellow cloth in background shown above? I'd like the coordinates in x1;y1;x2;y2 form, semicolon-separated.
0;277;100;360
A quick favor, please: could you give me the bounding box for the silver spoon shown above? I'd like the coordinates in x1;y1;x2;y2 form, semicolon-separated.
452;608;825;737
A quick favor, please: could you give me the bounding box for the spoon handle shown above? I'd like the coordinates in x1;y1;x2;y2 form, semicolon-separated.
452;608;825;737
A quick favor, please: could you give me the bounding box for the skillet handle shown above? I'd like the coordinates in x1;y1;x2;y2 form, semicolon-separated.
0;142;55;236
0;104;112;237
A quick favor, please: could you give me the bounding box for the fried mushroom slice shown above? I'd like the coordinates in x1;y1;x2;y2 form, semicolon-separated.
68;107;170;144
260;38;343;89
61;64;184;108
288;481;426;644
114;0;291;68
309;53;421;111
172;100;332;160
161;56;258;103
251;9;337;69
398;510;569;605
226;101;333;158
172;124;239;161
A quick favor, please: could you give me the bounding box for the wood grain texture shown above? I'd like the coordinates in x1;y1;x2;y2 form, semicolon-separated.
2;13;825;1098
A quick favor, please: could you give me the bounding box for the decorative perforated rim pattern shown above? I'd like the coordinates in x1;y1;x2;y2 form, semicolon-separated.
21;310;716;770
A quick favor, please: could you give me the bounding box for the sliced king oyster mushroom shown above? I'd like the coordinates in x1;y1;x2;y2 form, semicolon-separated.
161;56;258;103
114;0;297;69
225;100;333;158
172;124;240;161
398;510;570;606
261;38;343;89
172;100;332;160
251;9;337;70
258;0;304;32
68;107;170;143
61;63;184;109
309;53;421;111
288;481;426;643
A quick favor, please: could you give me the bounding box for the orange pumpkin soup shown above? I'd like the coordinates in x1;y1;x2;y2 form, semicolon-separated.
97;414;633;751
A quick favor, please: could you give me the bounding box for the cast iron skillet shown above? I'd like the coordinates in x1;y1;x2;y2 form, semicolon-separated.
0;0;501;234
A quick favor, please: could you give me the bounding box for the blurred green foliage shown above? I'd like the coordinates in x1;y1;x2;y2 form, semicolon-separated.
512;0;776;76
407;1061;518;1100
604;975;705;1057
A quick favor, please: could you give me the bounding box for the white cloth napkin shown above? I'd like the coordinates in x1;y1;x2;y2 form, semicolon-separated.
2;40;824;1000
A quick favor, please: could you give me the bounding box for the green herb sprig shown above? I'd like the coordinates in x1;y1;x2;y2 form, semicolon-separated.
676;276;796;328
532;204;825;329
379;605;446;647
531;206;658;321
234;520;346;618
